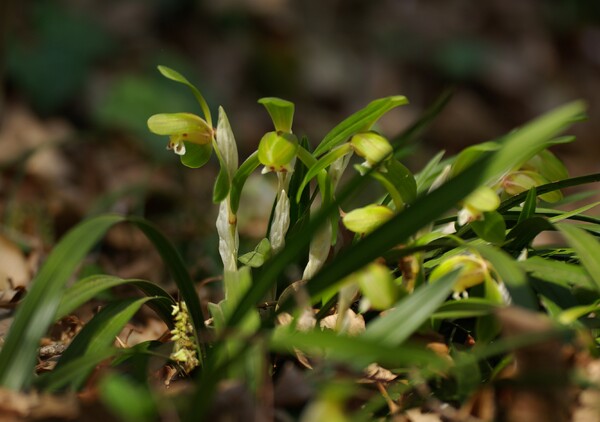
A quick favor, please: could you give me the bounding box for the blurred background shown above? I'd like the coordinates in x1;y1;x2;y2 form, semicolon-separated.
1;0;599;282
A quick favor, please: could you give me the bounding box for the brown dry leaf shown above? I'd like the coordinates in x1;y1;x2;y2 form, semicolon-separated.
319;309;365;336
494;307;574;422
119;318;169;347
574;359;600;422
0;388;79;420
0;234;31;291
404;408;443;422
361;363;397;383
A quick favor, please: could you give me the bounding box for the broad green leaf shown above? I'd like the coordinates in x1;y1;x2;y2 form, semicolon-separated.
258;97;295;133
212;163;230;203
557;223;600;292
517;187;537;224
230;152;260;213
157;65;213;127
296;143;352;202
56;274;175;325
384;158;417;205
504;216;554;253
287;137;312;234
314;95;408;156
364;270;458;346
519;256;593;289
238;238;271;268
0;214;124;390
470;211;506;244
180;142;212;168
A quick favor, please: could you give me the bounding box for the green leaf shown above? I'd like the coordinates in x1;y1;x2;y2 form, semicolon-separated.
55;297;165;389
0;214;124;390
504;216;555;253
213;165;230;203
557;303;600;325
432;298;500;319
56;274;175;326
157;65;212;127
517;187;537;224
384;158;417;205
270;327;449;371
128;217;206;354
548;201;600;224
0;214;204;391
258;97;295;133
227;131;494;334
451;142;500;176
99;373;157;422
181;142;212;168
484;101;586;183
415;150;447;193
519;256;593;289
36;348;117;392
314;95;409;156
296;143;352;202
364;270;458;346
557;223;600;292
238;238;272;268
470;211;506;244
230;152;260;213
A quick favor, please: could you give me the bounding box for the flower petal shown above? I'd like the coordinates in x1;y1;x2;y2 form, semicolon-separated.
147;113;211;140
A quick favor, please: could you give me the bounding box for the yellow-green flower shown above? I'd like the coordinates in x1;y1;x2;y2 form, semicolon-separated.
147;112;213;156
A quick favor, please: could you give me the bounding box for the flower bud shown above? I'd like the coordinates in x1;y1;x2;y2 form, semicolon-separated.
342;204;394;234
354;263;397;310
350;131;393;166
258;131;299;173
430;254;487;295
458;186;500;225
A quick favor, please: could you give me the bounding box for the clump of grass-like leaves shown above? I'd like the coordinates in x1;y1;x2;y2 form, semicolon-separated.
1;66;599;421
